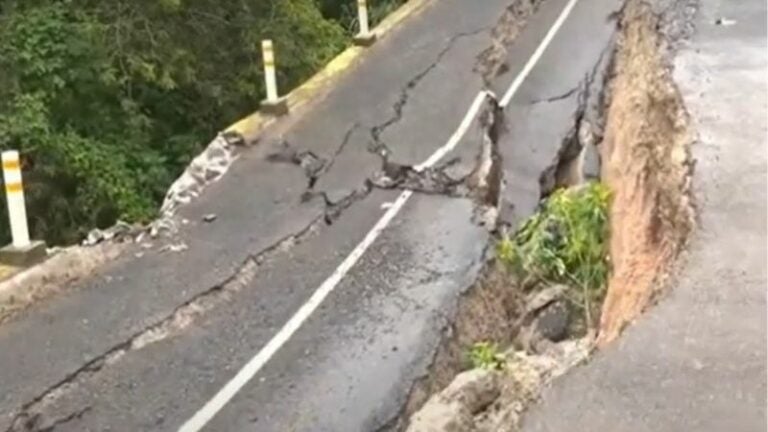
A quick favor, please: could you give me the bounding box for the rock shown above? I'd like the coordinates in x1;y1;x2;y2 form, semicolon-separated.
160;134;236;217
160;242;188;253
83;228;106;246
81;220;138;246
524;284;568;315
296;151;326;178
407;369;500;432
714;17;736;26
534;300;570;342
518;285;572;352
581;142;601;181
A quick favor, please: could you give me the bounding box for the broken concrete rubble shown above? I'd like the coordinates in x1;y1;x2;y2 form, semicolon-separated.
407;369;501;432
406;340;591;432
160;132;244;220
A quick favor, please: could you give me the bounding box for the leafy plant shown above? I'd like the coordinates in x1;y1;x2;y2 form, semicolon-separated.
498;182;612;327
467;341;506;371
0;0;404;245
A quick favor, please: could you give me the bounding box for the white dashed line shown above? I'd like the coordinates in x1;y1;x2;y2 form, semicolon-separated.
500;0;580;107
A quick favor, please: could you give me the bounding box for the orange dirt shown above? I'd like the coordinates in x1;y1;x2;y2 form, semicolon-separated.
596;1;694;347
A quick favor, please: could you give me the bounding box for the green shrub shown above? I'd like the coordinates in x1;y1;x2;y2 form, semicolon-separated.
467;341;506;371
498;182;611;327
0;0;402;245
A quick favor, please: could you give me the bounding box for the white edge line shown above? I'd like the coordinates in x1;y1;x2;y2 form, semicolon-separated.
178;91;489;432
180;0;581;423
500;0;580;107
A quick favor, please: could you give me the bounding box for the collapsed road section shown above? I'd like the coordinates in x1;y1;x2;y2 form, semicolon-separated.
0;0;704;430
400;0;697;431
0;0;552;430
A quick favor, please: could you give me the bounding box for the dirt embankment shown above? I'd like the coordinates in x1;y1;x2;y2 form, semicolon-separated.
400;0;696;430
597;0;695;346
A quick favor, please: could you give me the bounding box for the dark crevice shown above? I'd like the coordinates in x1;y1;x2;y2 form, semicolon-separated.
537;82;590;199
538;39;616;199
372;95;506;428
18;407;92;432
387;32;619;432
367;91;505;211
270;27;493;224
319;123;361;179
266;141;327;189
530;85;582;104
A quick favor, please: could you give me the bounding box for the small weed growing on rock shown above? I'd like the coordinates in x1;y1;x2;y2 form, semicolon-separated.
467;341;506;370
498;182;611;328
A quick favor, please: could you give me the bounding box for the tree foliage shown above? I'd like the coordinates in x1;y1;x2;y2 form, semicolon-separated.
497;182;611;328
0;0;402;245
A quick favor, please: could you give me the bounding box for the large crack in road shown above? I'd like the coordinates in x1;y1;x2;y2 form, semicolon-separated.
4;22;507;432
3;0;612;428
369;27;490;153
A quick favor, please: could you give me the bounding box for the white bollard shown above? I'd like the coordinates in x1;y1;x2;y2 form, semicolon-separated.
262;40;279;102
358;0;370;36
353;0;377;46
2;150;30;249
259;40;288;115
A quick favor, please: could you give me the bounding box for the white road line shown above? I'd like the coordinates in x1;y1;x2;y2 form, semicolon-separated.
178;92;487;432
179;0;578;426
500;0;580;107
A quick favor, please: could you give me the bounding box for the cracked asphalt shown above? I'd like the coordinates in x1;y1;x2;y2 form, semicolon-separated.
0;0;623;430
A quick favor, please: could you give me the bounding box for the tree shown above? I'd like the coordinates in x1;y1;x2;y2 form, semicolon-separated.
0;0;393;245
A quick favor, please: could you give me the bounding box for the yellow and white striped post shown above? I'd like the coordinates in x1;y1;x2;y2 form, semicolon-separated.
262;40;279;102
259;40;288;115
353;0;377;46
2;151;30;248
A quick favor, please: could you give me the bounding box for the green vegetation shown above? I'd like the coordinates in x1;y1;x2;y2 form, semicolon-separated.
467;341;506;371
0;0;404;245
498;182;611;327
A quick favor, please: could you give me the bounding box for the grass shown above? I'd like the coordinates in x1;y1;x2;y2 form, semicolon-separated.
467;341;506;371
498;182;611;329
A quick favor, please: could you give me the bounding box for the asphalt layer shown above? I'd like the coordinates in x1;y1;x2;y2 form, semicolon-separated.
0;0;624;430
521;0;768;431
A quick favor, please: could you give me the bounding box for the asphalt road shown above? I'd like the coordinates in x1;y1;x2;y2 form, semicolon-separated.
0;0;621;430
521;0;768;430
